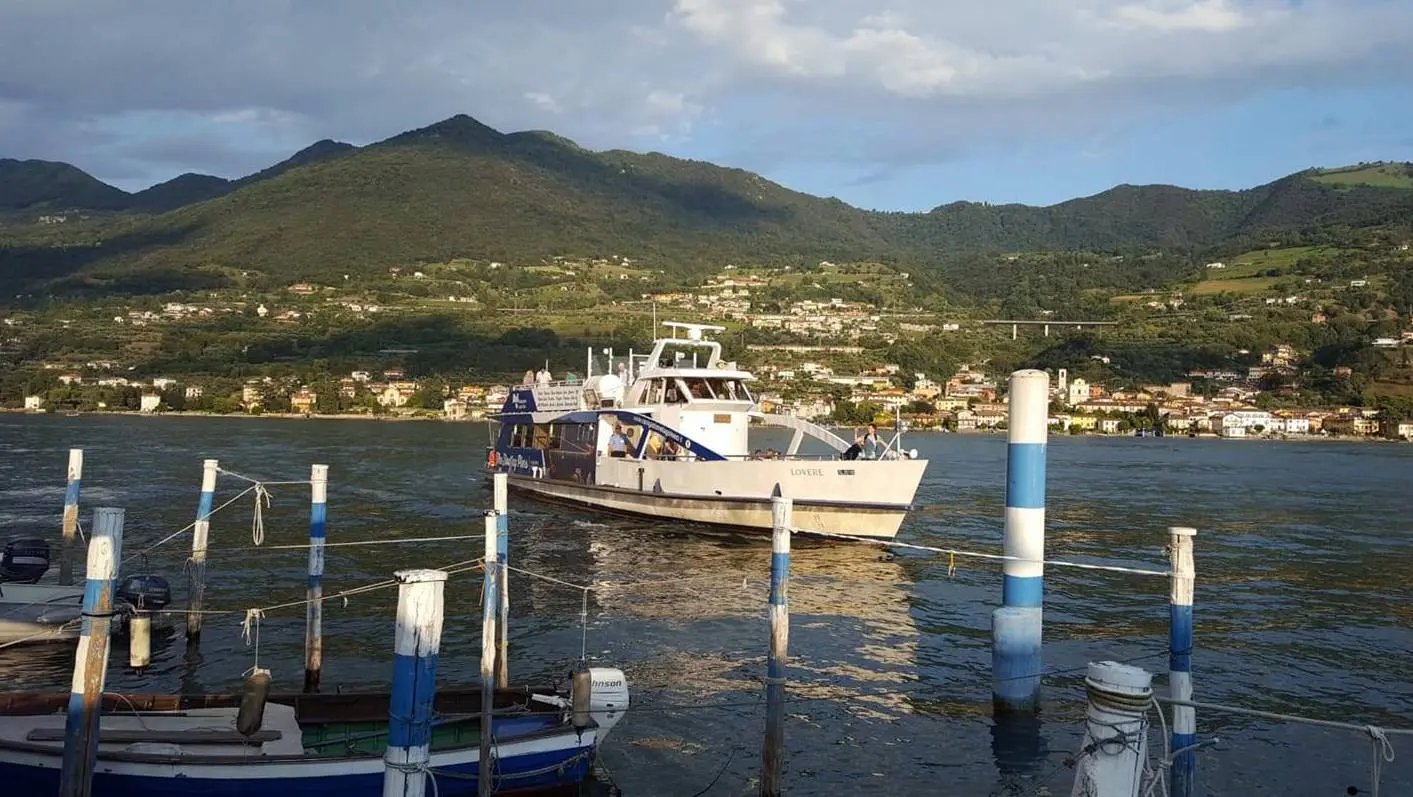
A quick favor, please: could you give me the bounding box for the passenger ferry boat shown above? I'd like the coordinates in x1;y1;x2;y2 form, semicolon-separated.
486;323;928;539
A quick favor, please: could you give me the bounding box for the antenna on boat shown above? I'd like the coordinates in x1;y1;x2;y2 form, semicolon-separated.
661;321;726;342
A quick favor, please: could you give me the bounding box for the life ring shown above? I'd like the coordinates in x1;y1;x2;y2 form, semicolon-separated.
487;450;499;468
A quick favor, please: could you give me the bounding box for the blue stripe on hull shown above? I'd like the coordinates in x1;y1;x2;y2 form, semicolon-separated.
0;744;592;796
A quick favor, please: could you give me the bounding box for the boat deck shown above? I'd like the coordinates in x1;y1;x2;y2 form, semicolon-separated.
0;704;307;757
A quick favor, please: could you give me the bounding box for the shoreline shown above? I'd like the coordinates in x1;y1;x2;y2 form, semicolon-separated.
5;409;1407;443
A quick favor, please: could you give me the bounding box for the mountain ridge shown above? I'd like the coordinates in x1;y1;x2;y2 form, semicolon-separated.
2;115;1411;297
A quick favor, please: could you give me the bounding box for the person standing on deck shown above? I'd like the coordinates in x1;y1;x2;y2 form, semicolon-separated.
862;423;880;459
608;425;630;458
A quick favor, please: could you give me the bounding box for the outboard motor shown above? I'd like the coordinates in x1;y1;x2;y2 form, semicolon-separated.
116;574;172;612
586;667;629;740
1;538;51;583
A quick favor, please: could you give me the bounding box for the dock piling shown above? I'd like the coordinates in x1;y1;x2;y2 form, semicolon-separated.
480;511;500;796
494;472;509;689
1169;527;1197;797
58;448;83;586
305;464;329;692
1070;661;1153;797
993;369;1049;713
382;567;447;797
761;494;792;797
59;507;125;797
186;458;218;643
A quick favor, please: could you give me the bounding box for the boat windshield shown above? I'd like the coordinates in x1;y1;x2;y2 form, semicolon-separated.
676;377;752;402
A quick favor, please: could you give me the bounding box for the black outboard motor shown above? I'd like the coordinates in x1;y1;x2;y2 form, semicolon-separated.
0;538;51;583
116;574;172;612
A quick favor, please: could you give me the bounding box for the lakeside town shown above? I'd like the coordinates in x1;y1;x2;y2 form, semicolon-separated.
8;343;1413;441
4;253;1412;442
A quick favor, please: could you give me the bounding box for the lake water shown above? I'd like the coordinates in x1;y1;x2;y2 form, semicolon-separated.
2;413;1411;796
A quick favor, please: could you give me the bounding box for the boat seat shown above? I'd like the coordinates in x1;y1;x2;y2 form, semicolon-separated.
25;728;282;745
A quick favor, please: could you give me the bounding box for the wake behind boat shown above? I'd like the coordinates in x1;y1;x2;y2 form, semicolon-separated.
487;322;928;539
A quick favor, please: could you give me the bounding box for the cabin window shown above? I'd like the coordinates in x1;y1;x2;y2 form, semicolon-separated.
510;424;531;448
707;378;751;402
533;424;552;449
682;378;713;400
547;424;565;450
645;378;665;404
665;379;686;404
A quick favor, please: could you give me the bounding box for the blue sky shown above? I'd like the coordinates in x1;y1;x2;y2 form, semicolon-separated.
2;0;1411;211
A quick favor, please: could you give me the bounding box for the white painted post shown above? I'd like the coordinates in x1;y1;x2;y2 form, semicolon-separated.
128;613;151;670
480;511;499;796
761;494;791;797
58;507;124;797
59;448;83;586
994;370;1049;713
1169;527;1197;797
305;464;329;692
1070;662;1153;797
381;568;448;797
186;458;218;642
494;472;509;689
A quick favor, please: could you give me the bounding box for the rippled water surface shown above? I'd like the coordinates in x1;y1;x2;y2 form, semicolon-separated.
2;414;1411;796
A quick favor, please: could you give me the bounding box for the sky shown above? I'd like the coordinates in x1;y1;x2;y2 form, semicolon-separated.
2;0;1412;211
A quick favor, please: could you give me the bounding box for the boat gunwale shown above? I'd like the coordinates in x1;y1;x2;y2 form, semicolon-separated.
501;472;917;513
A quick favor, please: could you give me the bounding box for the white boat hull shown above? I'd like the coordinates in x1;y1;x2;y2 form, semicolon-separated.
0;584;84;645
509;456;926;539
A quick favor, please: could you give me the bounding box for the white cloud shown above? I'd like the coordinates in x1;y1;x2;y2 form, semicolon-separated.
0;0;1408;192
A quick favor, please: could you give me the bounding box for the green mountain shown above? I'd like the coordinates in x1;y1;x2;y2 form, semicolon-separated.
2;114;1411;297
130;173;233;212
0;158;132;211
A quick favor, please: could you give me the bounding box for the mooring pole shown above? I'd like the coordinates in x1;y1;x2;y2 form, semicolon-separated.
494;472;509;689
305;463;329;692
993;369;1049;713
59;507;125;797
480;511;500;796
761;493;792;797
58;448;83;586
1070;662;1153;797
1169;527;1197;797
382;568;447;797
186;458;218;643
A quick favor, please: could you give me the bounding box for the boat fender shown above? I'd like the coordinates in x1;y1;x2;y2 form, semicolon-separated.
237;669;272;737
488;450;498;468
570;664;593;735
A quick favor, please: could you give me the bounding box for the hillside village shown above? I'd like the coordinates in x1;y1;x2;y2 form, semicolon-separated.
3;241;1412;440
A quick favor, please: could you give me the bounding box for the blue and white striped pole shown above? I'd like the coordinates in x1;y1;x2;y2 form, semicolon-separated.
59;448;83;586
993;369;1049;713
1169;526;1197;797
59;507;125;797
494;472;509;689
186;458;218;642
761;494;792;797
479;511;499;796
383;568;448;797
305;464;329;692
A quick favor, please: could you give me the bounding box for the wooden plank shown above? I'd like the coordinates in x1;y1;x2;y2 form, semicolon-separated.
27;728;281;745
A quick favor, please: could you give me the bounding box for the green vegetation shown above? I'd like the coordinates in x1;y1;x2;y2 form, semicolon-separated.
1311;163;1413;190
1;117;1411;420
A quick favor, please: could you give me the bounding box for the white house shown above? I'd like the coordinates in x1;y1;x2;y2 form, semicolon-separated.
23;395;44;411
139;393;162;413
1067;377;1090;408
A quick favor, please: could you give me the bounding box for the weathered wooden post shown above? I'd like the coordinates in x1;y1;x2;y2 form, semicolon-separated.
305;463;329;692
1070;661;1153;797
494;472;509;689
186;458;218;643
1169;526;1197;797
382;568;447;797
761;493;791;797
480;510;500;796
58;448;83;586
993;369;1049;713
59;507;124;797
